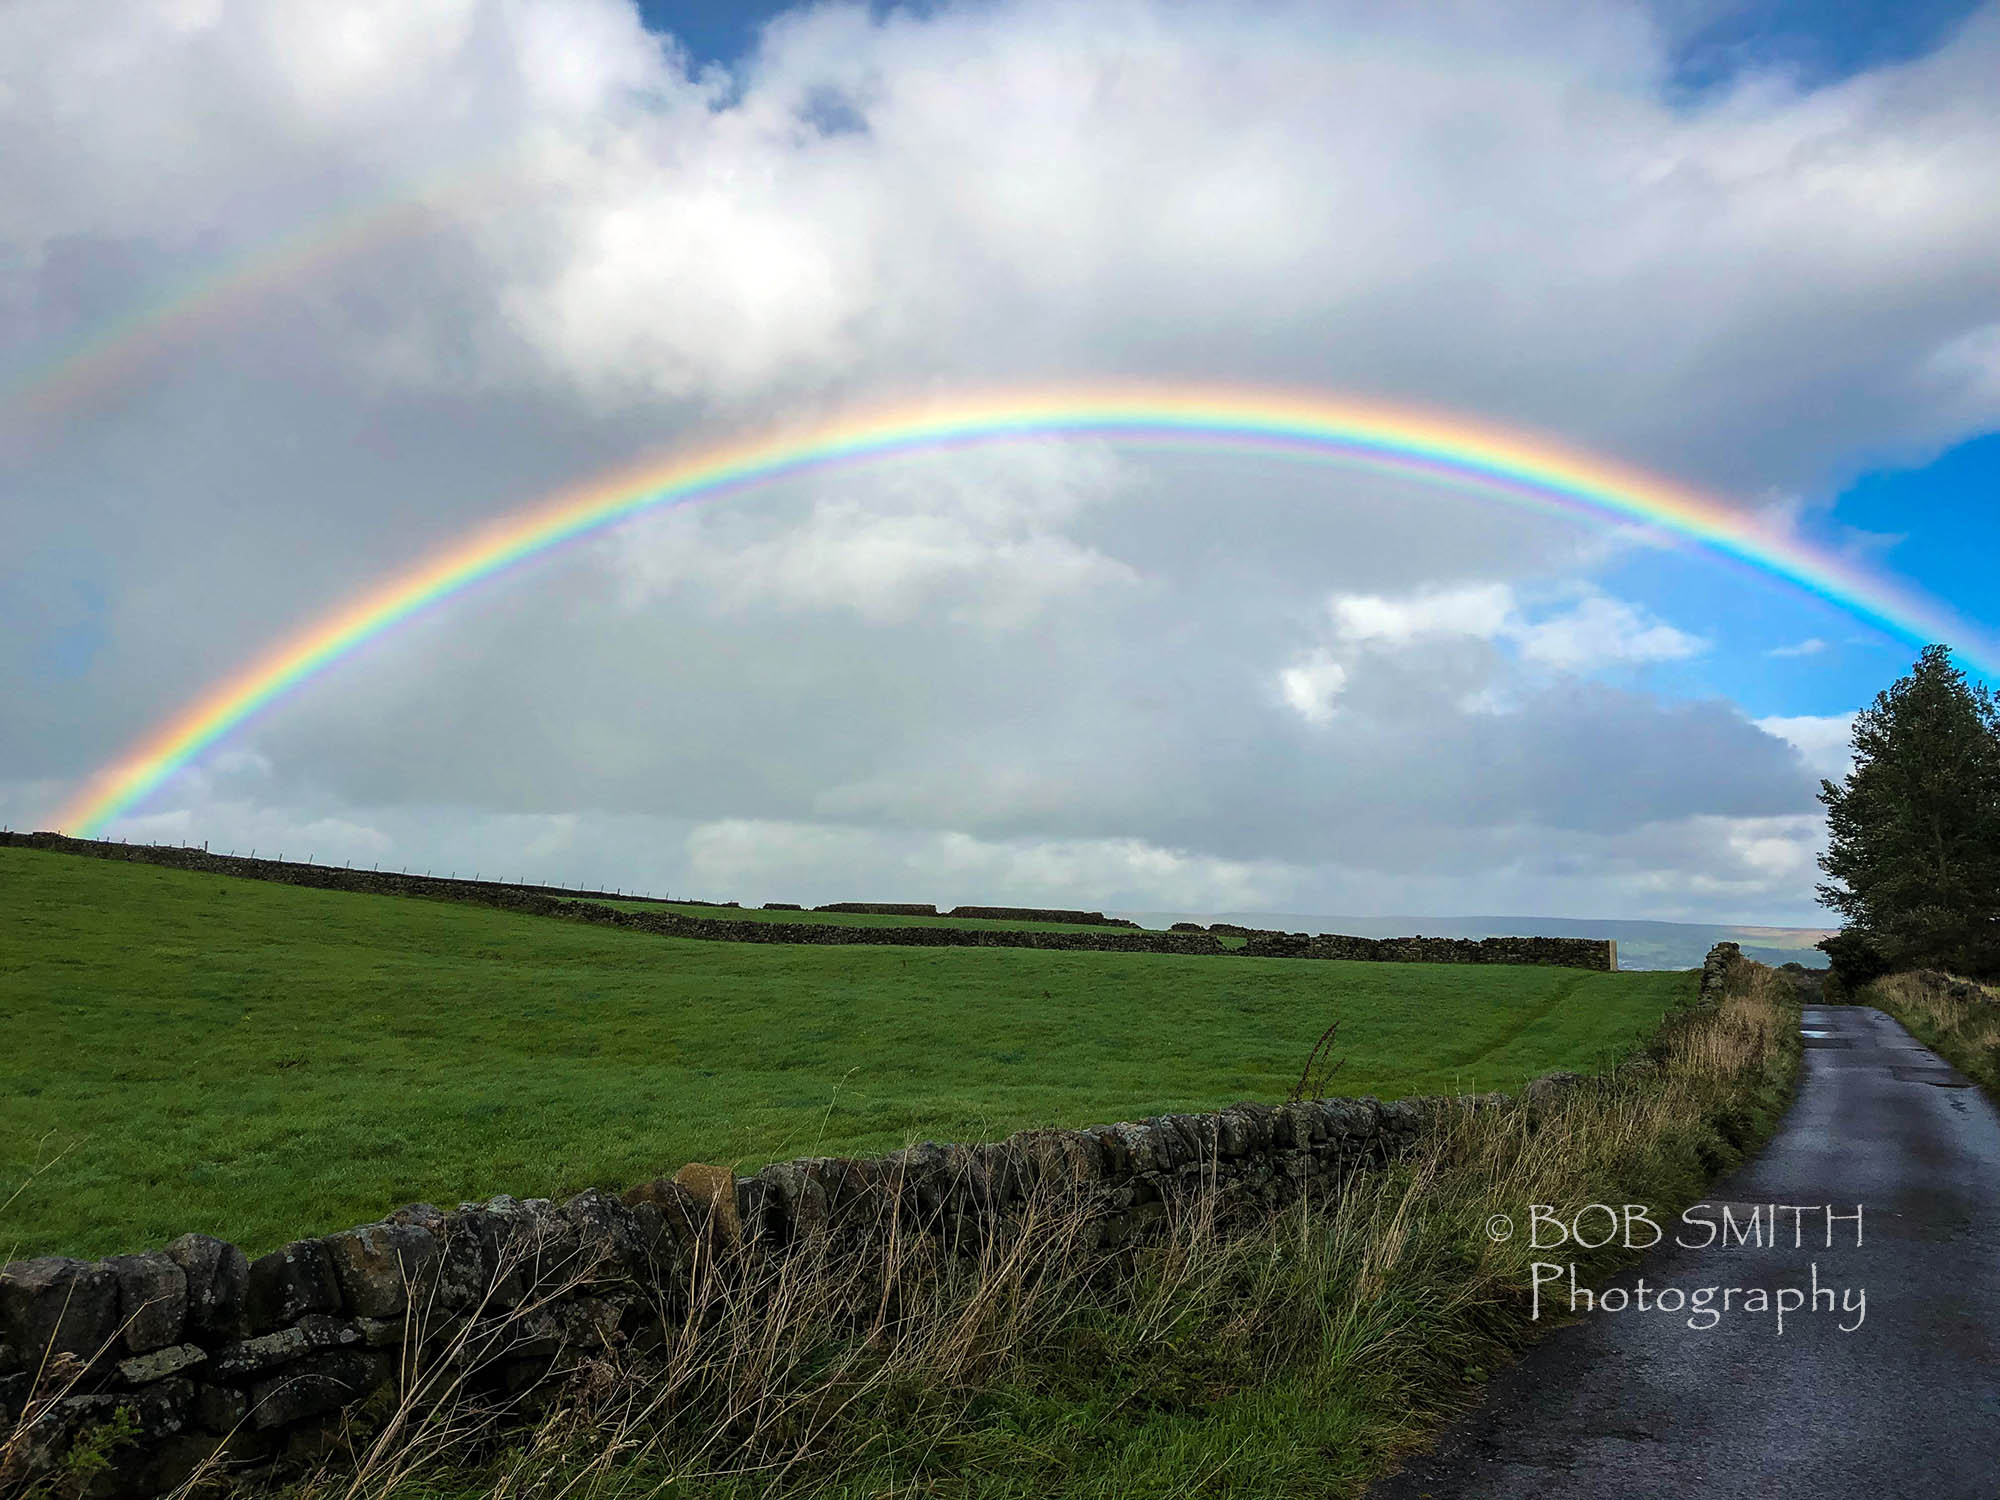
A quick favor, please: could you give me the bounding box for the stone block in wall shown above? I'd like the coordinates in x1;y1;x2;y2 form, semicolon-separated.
748;1160;819;1245
322;1220;442;1320
192;1381;249;1433
468;1295;621;1378
673;1164;742;1248
394;1204;497;1313
351;1316;410;1348
1006;1128;1108;1192
622;1178;712;1261
830;1156;899;1225
1177;1113;1223;1163
245;1239;343;1332
1179;1113;1226;1166
559;1190;651;1283
0;1256;119;1365
878;1141;951;1222
115;1342;207;1386
444;1196;555;1311
935;1144;990;1214
1275;1150;1317;1186
1216;1112;1280;1160
208;1314;368;1381
483;1304;567;1363
166;1234;249;1342
621;1202;681;1287
1102;1121;1165;1176
1213;1107;1258;1157
563;1295;624;1353
974;1140;1026;1206
1078;1125;1129;1179
1139;1117;1189;1169
1376;1100;1427;1137
247;1349;387;1430
106;1251;188;1354
1318;1098;1380;1138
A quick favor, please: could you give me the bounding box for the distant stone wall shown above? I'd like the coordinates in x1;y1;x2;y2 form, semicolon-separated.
0;834;1614;970
1241;930;1619;970
0;1086;1479;1497
1699;941;1750;1002
946;906;1139;928
813;902;942;916
0;832;683;908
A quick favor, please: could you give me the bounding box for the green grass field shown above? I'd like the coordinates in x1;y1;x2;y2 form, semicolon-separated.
1;847;1692;1261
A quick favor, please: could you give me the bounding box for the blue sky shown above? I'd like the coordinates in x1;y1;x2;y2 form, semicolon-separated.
1668;0;1984;90
1601;431;2000;718
640;0;1988;81
636;0;785;66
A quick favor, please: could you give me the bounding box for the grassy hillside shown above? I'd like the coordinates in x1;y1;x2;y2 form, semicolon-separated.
1;846;1691;1260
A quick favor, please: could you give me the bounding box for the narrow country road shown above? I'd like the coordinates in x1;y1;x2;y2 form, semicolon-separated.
1368;1004;2000;1499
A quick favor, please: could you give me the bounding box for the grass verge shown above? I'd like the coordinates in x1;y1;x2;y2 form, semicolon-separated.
1864;970;2000;1097
199;965;1799;1500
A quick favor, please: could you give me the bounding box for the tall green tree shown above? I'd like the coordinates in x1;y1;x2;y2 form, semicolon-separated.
1818;645;2000;979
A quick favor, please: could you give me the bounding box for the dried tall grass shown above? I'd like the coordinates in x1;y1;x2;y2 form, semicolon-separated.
1869;970;2000;1094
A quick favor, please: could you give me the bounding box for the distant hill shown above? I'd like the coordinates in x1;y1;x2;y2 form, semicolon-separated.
1115;912;1834;972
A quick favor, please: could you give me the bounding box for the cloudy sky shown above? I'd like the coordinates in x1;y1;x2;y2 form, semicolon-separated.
5;0;1998;926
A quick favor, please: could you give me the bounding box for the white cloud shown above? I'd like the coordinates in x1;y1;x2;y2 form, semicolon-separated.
1324;584;1705;671
1332;585;1516;646
1509;594;1708;671
1277;649;1348;724
1768;637;1828;657
1755;713;1858;783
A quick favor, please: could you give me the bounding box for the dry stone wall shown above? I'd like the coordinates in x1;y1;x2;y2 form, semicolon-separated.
945;906;1140;927
812;902;942;916
1699;941;1751;1002
1;1090;1470;1496
0;835;1615;970
1242;930;1621;970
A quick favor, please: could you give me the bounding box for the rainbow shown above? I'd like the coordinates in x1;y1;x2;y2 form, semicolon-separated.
51;384;1997;834
2;195;462;429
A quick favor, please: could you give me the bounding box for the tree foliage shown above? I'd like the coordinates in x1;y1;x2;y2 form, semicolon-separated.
1818;645;2000;979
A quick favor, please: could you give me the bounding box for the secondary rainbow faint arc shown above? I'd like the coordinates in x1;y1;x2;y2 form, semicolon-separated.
51;385;1996;835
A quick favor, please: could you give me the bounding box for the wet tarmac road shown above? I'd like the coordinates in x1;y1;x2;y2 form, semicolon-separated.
1367;1005;2000;1499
